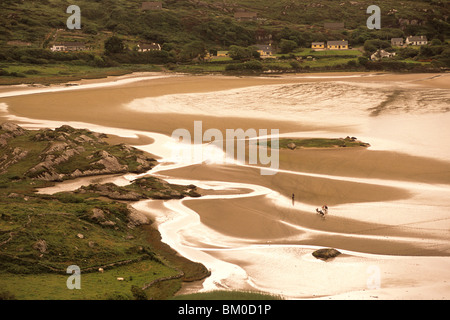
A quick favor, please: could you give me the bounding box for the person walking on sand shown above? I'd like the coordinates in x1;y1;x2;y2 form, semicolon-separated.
292;193;295;206
316;205;329;218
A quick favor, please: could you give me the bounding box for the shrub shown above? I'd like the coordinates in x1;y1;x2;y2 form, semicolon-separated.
92;55;106;68
357;56;369;66
24;69;40;75
289;60;301;69
8;72;26;78
228;45;259;61
364;39;391;53
397;47;419;59
225;60;263;71
279;39;298;54
131;285;148;300
243;60;263;70
104;36;126;55
0;290;16;300
346;60;358;67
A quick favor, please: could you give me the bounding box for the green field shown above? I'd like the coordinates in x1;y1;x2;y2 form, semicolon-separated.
302;49;363;56
0;260;178;300
0;62;161;85
301;57;358;68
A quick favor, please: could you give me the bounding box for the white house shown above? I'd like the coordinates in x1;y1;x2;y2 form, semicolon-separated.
51;42;86;52
137;43;161;52
405;36;428;46
371;49;396;61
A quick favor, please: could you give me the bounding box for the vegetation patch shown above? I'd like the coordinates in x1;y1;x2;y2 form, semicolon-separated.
264;137;370;149
0;122;208;299
75;177;201;201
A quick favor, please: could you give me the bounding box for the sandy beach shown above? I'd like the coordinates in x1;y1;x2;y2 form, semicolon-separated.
1;71;449;299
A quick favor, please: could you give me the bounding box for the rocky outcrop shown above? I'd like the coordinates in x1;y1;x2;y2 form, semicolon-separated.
0;147;29;174
312;248;341;261
127;205;151;228
79;183;143;201
32;240;48;253
94;150;128;173
76;177;201;201
0;123;157;182
89;208;118;228
286;142;297;150
0;122;26;147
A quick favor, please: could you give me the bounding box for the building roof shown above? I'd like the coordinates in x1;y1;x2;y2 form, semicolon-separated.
141;2;163;10
327;40;348;46
312;42;325;45
139;43;161;50
255;45;273;52
407;35;427;41
391;38;403;41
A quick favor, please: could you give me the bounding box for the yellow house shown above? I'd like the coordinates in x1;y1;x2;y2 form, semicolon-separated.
327;40;348;50
217;51;229;57
311;42;325;50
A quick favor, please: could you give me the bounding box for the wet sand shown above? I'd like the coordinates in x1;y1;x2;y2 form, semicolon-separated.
1;71;449;299
1;72;449;136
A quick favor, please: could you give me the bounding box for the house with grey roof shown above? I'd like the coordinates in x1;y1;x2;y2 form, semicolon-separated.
51;42;87;52
327;40;348;50
391;38;404;47
405;35;428;46
255;44;274;58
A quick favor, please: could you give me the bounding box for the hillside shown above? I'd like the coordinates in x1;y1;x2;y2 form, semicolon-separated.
1;0;448;48
0;0;449;82
0;123;208;300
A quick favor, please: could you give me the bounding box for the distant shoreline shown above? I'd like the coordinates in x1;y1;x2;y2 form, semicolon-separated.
0;62;447;87
1;71;449;100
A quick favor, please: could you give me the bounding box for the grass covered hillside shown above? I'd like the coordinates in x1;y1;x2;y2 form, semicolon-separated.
1;0;448;48
0;1;448;82
0;123;209;300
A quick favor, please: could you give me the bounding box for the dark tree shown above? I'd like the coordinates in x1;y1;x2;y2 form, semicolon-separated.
104;36;126;55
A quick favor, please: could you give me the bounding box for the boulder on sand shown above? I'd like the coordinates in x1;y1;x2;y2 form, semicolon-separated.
312;248;341;261
286;142;297;150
